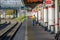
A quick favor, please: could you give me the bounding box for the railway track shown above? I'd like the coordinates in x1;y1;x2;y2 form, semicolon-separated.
0;22;22;40
0;22;10;30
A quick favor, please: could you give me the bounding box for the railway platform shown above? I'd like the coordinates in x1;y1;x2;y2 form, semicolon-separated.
12;18;55;40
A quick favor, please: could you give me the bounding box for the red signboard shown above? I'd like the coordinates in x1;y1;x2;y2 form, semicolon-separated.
46;0;53;6
46;0;52;4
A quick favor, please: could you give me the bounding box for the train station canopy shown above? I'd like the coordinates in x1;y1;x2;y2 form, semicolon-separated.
0;0;24;9
0;0;43;9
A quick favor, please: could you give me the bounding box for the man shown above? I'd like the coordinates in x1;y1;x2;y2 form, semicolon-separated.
32;15;36;26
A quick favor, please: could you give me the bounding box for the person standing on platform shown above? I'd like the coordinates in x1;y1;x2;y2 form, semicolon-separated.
32;15;36;26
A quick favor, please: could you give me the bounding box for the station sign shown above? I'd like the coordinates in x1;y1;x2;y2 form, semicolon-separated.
46;0;53;6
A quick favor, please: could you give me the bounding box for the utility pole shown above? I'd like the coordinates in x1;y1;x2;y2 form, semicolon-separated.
55;0;59;33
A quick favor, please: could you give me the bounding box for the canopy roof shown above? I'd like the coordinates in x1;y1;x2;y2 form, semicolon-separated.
0;0;24;9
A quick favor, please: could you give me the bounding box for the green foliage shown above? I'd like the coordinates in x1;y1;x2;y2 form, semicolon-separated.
15;15;26;22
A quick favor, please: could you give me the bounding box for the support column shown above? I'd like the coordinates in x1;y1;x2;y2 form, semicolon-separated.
3;10;6;19
44;7;48;30
48;6;55;32
55;0;59;33
51;6;55;33
16;10;18;18
35;11;38;23
38;11;42;25
2;10;6;22
17;10;20;17
44;7;48;26
41;7;44;25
